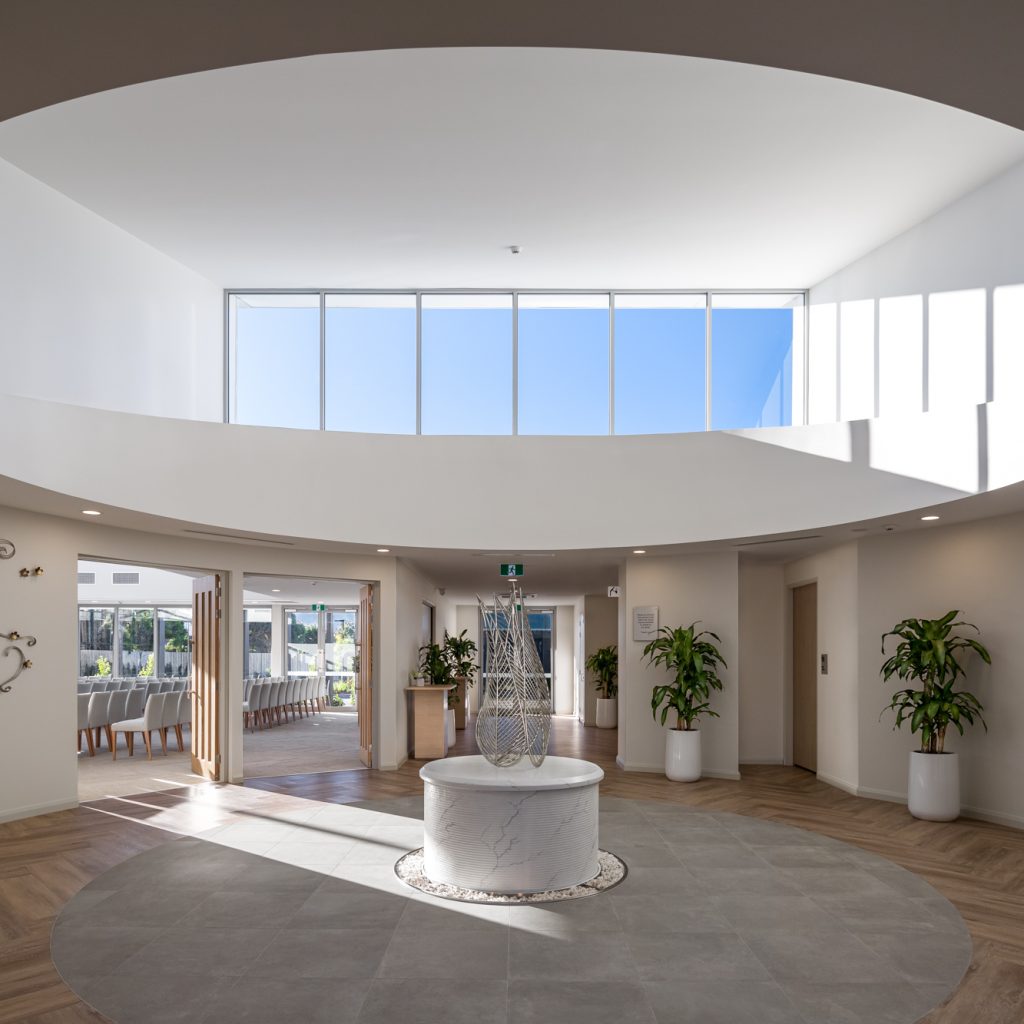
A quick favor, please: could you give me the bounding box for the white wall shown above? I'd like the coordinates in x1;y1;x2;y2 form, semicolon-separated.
738;560;785;763
856;514;1024;827
395;560;443;761
0;158;222;421
783;544;860;793
618;552;739;779
0;504;411;821
553;605;575;715
2;394;1003;554
454;604;481;714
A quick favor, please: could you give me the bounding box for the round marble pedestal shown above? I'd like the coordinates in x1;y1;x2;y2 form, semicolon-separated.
419;755;604;894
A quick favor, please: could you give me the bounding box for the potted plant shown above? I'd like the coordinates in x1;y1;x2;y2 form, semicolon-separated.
586;644;618;729
418;640;456;747
880;610;990;821
443;629;478;730
643;622;726;781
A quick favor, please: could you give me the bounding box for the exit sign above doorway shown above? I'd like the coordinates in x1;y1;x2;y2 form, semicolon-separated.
500;563;524;578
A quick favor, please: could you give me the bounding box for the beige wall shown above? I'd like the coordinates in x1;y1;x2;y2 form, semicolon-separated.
553;605;575;715
582;594;618;727
738;560;785;763
619;552;740;778
856;515;1023;827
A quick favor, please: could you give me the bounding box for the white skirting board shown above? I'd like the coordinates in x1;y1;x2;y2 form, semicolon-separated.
613;756;741;781
0;797;78;824
816;771;860;796
855;783;1024;831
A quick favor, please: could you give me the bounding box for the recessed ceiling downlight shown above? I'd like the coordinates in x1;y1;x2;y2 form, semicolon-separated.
81;509;102;516
377;548;390;553
633;549;647;555
921;515;941;521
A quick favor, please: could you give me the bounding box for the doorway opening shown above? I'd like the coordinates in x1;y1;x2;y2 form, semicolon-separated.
240;574;374;779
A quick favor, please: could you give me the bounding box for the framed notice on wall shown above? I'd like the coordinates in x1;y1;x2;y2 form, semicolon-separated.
632;605;659;642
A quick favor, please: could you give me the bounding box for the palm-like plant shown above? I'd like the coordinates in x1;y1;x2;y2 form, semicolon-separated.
418;641;451;688
586;644;618;699
880;610;991;753
643;623;726;731
442;629;478;708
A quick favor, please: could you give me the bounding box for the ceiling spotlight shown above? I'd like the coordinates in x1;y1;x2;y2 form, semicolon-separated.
633;549;646;555
921;515;940;521
271;588;281;593
377;548;390;553
509;245;522;255
81;509;102;516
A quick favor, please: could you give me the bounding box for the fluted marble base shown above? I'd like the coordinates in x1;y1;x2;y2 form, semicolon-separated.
419;755;604;894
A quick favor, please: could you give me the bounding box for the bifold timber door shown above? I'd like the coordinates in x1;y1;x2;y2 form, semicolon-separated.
192;574;222;780
358;584;373;768
792;582;818;773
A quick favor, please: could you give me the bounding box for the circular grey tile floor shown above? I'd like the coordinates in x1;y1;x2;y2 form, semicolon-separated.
52;795;971;1024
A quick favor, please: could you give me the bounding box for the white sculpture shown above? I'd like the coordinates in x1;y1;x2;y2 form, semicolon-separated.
475;581;551;767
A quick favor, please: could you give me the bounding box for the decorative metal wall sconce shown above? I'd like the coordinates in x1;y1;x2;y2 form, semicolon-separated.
18;567;44;577
1;630;36;694
0;539;14;560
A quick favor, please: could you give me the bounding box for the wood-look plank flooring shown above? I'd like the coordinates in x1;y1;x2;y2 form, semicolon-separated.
2;717;1023;1023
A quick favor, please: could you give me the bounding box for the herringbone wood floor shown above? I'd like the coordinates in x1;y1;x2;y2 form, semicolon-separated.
2;718;1023;1023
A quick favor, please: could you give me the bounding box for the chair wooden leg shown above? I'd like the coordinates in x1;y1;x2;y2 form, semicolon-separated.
111;731;118;761
77;731;82;753
127;732;135;757
174;724;184;751
143;731;152;760
159;727;168;756
104;724;114;752
85;728;95;757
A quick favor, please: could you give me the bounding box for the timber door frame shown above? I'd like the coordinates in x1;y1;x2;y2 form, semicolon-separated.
192;573;222;780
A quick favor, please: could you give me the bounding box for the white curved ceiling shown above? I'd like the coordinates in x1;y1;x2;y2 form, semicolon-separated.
0;47;1022;288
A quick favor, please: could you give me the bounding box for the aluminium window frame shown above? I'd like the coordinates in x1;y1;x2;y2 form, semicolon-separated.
224;288;810;433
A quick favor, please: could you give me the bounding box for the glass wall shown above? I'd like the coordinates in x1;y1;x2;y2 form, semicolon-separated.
325;295;416;433
710;293;801;430
79;606;194;679
518;295;609;434
229;290;809;434
230;293;320;429
243;607;272;678
421;294;513;434
286;609;320;677
79;607;114;676
325;608;358;707
481;607;554;699
614;294;706;433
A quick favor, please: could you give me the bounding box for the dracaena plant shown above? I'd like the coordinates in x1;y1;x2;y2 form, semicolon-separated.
442;629;478;708
644;623;725;731
586;644;618;699
880;610;991;753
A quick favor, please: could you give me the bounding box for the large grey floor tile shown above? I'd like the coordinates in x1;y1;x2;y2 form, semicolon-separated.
400;896;510;932
779;866;904;898
612;894;732;935
509;980;656;1024
510;930;636;981
857;929;971;985
379;928;508;979
246;926;394;979
201;976;369;1024
779;979;946;1024
506;893;621;935
287;888;408;929
645;978;803;1023
177;889;302;929
51;925;163;979
77;971;236;1024
713;892;838;931
742;926;901;983
117;926;279;978
358;978;508;1024
627;931;771;982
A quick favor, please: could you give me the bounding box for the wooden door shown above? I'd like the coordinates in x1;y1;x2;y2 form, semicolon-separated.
792;582;818;772
191;574;221;780
358;584;373;768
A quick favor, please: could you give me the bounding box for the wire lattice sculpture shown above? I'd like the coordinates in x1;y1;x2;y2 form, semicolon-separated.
476;582;551;767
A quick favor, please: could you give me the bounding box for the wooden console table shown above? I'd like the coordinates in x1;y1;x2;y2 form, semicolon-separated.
406;684;454;760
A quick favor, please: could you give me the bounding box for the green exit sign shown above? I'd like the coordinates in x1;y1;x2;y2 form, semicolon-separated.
500;563;524;578
310;603;326;611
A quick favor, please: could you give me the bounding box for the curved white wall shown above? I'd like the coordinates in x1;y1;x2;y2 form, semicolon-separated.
2;394;1015;550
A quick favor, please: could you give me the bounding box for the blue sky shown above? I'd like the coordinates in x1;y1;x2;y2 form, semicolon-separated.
234;300;794;434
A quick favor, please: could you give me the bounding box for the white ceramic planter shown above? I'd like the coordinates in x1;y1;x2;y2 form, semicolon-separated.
665;728;702;782
446;707;456;749
595;697;617;729
908;750;960;821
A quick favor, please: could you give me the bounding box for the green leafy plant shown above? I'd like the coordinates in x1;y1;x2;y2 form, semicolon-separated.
442;629;478;708
644;623;726;731
418;641;452;689
96;655;112;677
586;644;618;699
880;610;991;753
138;653;155;677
